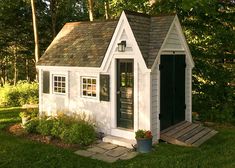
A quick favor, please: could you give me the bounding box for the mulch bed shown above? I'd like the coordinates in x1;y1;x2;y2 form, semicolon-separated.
7;123;81;151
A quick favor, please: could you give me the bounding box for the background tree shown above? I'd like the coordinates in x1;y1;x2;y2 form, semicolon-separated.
31;0;39;69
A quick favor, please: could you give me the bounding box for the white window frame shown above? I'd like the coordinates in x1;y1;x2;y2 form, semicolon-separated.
81;76;97;98
52;74;66;94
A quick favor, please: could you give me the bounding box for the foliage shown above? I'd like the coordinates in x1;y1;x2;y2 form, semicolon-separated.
55;113;96;145
50;118;66;138
23;112;96;146
192;59;235;122
19;108;38;118
36;118;54;136
0;81;39;107
60;121;96;145
24;118;39;133
135;129;153;139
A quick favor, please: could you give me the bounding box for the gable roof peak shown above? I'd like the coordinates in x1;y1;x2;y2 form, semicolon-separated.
123;10;151;18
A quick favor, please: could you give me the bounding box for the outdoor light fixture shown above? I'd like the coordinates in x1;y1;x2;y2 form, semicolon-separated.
118;40;126;52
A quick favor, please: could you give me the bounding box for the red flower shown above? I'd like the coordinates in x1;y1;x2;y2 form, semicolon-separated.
145;131;152;139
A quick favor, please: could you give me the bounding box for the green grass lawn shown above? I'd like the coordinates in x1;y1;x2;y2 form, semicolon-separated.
0;108;235;168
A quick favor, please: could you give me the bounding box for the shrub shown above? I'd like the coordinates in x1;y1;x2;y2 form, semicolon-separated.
0;81;39;107
19;108;38;119
22;112;96;146
50;118;66;138
60;121;96;145
25;118;39;133
0;83;20;107
36;119;54;136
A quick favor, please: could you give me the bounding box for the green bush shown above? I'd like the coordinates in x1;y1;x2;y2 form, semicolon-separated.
60;121;96;145
22;112;96;146
25;118;39;133
19;108;38;119
36;119;54;136
192;59;235;123
50;118;66;138
0;81;38;107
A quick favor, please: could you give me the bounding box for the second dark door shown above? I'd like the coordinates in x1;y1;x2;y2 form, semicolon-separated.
160;55;186;130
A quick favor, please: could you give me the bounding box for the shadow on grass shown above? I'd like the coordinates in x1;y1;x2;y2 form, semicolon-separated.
0;107;22;129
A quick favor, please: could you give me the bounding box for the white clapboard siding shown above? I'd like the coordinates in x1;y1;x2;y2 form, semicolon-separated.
163;25;183;50
151;65;159;142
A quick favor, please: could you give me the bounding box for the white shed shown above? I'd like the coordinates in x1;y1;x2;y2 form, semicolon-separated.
37;10;194;147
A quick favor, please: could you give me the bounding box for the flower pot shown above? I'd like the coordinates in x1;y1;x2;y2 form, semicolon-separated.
136;138;152;153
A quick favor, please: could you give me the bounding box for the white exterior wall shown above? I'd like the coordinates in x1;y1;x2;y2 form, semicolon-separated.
150;65;160;143
163;25;184;50
39;67;111;134
185;67;192;122
38;61;151;139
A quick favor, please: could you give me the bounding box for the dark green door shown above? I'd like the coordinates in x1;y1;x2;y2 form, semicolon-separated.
117;59;134;129
160;55;185;130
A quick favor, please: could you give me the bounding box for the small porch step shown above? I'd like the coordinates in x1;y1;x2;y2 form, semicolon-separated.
103;135;136;149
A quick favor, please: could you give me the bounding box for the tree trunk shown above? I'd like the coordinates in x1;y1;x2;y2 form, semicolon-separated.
0;61;6;86
13;46;18;86
104;0;110;20
50;0;57;38
31;0;39;63
87;0;94;21
31;0;39;81
26;59;29;82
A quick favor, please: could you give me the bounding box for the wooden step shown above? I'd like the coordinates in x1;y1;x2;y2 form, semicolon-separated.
160;121;218;147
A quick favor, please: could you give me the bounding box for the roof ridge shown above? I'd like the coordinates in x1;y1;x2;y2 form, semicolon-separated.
123;10;150;18
65;19;118;26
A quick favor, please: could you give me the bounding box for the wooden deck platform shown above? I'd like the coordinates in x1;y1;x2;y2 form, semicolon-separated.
160;121;218;147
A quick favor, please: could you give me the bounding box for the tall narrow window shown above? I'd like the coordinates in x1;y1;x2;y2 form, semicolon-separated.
53;75;66;94
82;77;96;98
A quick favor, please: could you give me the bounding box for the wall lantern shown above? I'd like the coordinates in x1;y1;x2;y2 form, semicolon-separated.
117;40;126;52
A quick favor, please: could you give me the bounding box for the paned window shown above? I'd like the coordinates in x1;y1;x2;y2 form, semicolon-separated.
53;75;66;94
82;77;96;98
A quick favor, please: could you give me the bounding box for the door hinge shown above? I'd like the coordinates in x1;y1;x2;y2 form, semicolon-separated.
184;104;186;110
159;114;162;120
159;64;163;70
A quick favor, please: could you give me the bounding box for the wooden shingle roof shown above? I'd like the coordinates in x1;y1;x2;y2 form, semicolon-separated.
37;11;175;68
37;20;118;67
124;11;175;68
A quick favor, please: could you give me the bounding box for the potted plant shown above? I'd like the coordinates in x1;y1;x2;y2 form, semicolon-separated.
19;111;30;126
135;129;153;153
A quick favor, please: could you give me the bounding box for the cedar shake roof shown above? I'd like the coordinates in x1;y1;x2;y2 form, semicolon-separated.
37;20;118;67
37;11;175;68
124;11;175;68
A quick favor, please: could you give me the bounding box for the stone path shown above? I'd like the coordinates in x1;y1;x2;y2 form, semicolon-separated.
74;142;138;163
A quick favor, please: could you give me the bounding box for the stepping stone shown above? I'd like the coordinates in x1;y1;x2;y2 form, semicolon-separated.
87;146;107;154
106;146;129;157
119;151;138;160
74;150;95;157
92;153;119;163
96;142;118;150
